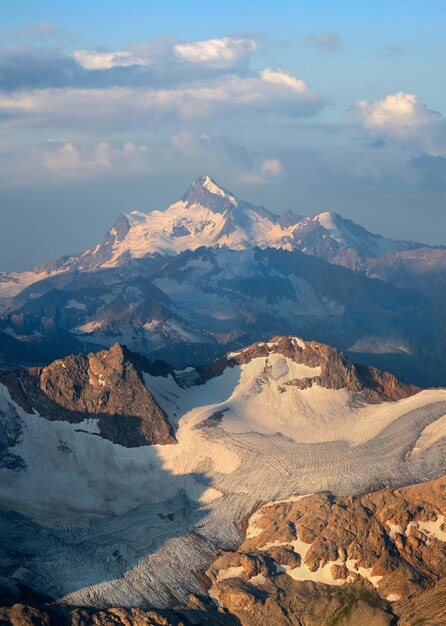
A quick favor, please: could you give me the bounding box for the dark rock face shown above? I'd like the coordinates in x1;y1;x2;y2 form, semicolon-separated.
0;400;25;470
367;247;446;318
0;579;239;626
0;344;176;447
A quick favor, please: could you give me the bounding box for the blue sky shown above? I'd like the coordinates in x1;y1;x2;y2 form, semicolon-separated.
0;1;445;269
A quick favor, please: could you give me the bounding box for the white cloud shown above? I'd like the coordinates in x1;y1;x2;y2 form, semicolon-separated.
0;69;321;130
260;158;286;178
39;141;149;178
73;49;149;70
355;92;446;154
41;142;82;172
357;92;435;135
174;36;257;68
73;36;258;73
239;158;286;184
260;68;308;93
170;131;286;185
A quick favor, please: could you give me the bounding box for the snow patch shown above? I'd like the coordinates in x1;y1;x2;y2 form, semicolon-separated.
406;515;446;542
385;521;404;541
412;414;446;453
216;566;244;581
292;337;306;349
248;573;268;586
66;299;87;310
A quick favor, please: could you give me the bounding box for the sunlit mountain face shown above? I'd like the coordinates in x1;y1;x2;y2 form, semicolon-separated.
1;4;446;624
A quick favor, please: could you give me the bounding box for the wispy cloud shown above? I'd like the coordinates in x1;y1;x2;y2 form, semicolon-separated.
40;141;149;178
301;32;343;53
73;35;258;73
238;158;286;184
16;21;74;43
0;35;263;91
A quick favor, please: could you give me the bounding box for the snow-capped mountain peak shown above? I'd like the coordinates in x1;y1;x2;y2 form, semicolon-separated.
287;210;423;270
0;175;434;299
86;175;290;265
314;210;342;228
180;175;241;212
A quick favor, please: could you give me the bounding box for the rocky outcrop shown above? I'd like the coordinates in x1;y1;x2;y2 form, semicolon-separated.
0;603;239;626
398;577;446;626
206;476;446;625
0;343;176;447
202;336;419;402
0;588;239;626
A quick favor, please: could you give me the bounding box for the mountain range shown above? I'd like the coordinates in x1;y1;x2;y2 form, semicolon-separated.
0;175;445;386
0;176;441;297
1;177;446;625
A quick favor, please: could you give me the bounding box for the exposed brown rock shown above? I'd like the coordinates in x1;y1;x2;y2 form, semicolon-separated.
206;476;446;625
268;546;301;570
69;607;184;625
0;343;176;447
3;477;446;624
0;604;55;626
210;578;394;626
0;603;239;626
398;577;446;626
202;336;419;403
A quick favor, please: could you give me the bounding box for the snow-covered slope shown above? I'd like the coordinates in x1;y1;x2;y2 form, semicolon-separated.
0;175;431;299
1;337;446;608
3;245;443;386
286;211;423;270
100;176;298;263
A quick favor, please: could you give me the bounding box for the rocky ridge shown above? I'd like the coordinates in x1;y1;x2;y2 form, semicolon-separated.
202;336;420;403
0;343;176;447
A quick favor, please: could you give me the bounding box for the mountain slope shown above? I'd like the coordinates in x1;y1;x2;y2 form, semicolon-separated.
2;246;444;385
1;337;446;609
286;210;423;271
3;478;446;624
367;247;446;312
149;246;446;384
